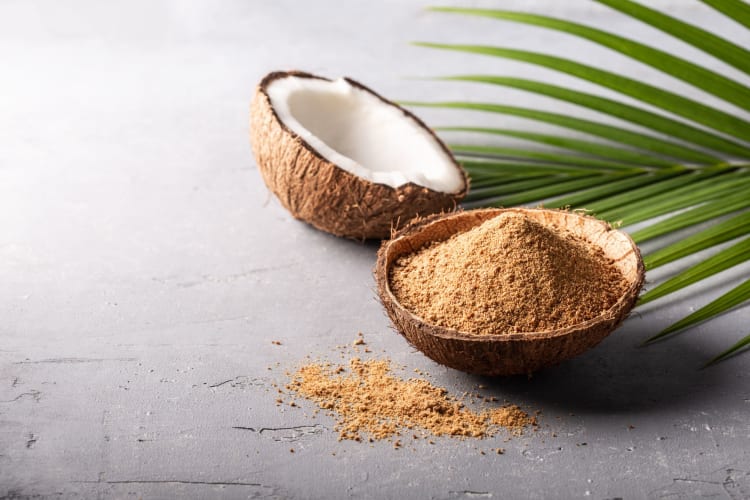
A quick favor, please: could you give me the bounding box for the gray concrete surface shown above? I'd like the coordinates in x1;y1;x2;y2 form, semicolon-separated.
1;1;749;498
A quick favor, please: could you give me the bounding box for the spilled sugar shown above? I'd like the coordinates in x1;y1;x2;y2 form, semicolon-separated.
286;356;536;442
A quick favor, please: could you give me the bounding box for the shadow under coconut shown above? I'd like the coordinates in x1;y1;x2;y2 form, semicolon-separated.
468;322;727;415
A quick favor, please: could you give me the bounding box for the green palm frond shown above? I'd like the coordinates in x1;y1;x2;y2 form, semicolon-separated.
648;280;750;345
705;332;750;367
439;126;677;167
426;7;750;113
414;2;750;365
699;0;750;31
413;51;750;151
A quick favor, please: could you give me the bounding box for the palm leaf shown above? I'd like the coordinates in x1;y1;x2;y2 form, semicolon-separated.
417;2;750;365
441;127;676;167
701;0;750;30
597;173;750;225
474;173;632;208
545;169;687;209
450;144;644;170
629;191;750;243
427;7;750;114
643;211;750;271
639;237;750;305
414;50;750;153
595;0;750;76
583;165;736;218
403;101;716;162
705;333;750;366
465;176;592;203
645;280;750;344
459;158;615;175
436;72;741;161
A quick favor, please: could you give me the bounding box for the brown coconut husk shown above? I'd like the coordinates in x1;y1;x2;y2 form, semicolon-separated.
250;71;468;240
374;207;645;376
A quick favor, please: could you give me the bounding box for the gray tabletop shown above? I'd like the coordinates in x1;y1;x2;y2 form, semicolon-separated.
2;1;749;499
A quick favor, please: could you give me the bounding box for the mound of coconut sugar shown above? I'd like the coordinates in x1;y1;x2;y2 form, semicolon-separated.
389;211;628;335
286;357;535;442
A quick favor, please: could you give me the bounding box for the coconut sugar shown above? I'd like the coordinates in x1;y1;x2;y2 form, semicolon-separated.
389;211;628;335
286;357;535;441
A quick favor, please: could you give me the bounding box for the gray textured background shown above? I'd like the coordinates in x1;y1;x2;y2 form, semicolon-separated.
1;1;749;499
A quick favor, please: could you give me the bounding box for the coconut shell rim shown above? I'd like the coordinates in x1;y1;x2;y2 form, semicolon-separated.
376;207;645;343
254;70;469;198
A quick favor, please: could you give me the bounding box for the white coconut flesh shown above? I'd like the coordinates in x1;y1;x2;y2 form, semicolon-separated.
265;76;464;193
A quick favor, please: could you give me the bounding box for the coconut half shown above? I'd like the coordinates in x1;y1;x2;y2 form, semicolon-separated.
374;208;645;376
250;71;468;240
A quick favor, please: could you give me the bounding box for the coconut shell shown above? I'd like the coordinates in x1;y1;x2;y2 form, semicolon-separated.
250;71;468;240
375;208;645;376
